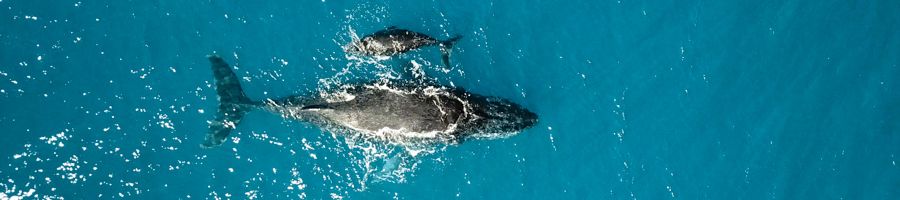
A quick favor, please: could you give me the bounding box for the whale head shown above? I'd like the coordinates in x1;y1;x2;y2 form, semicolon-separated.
462;96;538;138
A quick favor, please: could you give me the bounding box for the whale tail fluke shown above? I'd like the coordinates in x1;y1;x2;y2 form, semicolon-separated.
203;55;258;148
439;35;462;68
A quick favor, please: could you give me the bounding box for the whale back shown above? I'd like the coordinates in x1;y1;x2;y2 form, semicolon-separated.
371;27;437;47
348;27;440;56
311;86;465;135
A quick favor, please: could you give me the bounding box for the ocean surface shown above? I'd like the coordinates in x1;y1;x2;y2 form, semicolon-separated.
2;0;899;199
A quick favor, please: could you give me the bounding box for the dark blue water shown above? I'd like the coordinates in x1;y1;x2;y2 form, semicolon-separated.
2;0;899;199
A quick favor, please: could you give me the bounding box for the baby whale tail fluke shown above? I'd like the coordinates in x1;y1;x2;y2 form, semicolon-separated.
439;35;462;68
203;55;259;148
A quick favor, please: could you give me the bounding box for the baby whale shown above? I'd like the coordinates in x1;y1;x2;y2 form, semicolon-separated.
202;55;537;147
345;26;462;67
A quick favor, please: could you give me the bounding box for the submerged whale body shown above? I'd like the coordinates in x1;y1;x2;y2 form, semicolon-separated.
203;56;537;147
345;26;462;67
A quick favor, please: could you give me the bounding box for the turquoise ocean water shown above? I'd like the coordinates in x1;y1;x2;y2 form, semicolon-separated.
1;0;899;199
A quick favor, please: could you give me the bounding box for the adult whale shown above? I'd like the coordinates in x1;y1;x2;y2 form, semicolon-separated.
202;55;537;147
345;26;462;68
